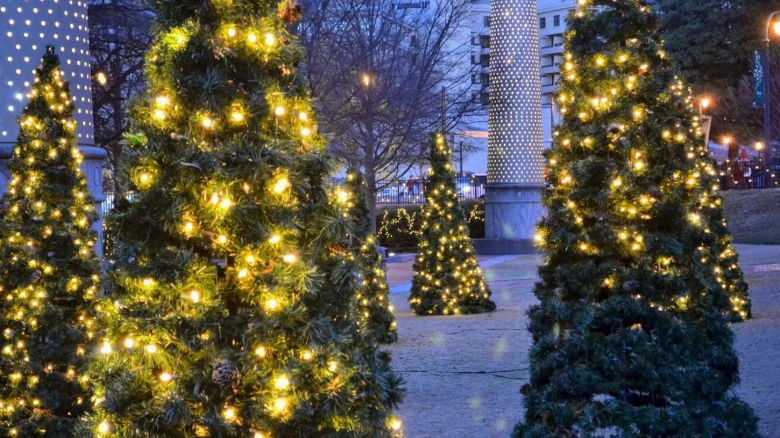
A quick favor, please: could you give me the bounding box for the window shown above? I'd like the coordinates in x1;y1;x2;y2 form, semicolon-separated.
480;91;489;106
484;16;491;27
396;1;429;9
471;33;478;45
480;35;490;49
554;15;560;27
472;74;479;84
471;54;478;65
540;17;546;29
480;73;489;87
480;54;490;68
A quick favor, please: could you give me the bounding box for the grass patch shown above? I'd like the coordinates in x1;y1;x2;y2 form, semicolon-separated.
721;188;780;245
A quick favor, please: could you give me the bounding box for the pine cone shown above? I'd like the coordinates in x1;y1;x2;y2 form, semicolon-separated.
279;0;303;24
212;359;241;391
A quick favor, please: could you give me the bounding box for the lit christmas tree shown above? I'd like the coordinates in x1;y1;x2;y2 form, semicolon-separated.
79;1;403;436
0;47;101;437
344;169;397;344
683;105;751;321
409;134;494;315
514;1;758;436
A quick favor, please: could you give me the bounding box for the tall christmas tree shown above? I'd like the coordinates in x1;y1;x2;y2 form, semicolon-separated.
0;47;101;437
409;134;494;315
79;1;403;436
344;169;398;344
515;1;758;436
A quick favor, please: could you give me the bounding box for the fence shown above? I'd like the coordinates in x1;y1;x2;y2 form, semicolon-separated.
717;160;780;190
375;174;487;207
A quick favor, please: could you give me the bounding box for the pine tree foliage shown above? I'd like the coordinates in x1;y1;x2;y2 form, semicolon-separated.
78;1;403;436
0;47;101;437
344;169;398;344
514;1;758;436
409;134;494;316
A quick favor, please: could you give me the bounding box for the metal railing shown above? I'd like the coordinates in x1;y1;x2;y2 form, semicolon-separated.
717;159;780;190
375;175;487;206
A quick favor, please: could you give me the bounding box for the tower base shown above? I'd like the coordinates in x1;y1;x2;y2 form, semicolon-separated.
474;184;545;255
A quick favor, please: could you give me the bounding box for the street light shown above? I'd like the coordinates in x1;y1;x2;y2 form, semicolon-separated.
697;95;713;147
763;11;780;161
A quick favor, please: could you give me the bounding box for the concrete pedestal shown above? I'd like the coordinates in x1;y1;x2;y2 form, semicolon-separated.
473;184;545;255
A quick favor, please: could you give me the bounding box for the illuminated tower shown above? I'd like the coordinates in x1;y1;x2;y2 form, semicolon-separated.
483;0;546;253
0;1;106;256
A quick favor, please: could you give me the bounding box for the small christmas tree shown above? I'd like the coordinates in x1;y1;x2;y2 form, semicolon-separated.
0;46;101;436
409;133;494;315
344;169;397;343
514;1;757;436
79;1;403;436
684;107;751;321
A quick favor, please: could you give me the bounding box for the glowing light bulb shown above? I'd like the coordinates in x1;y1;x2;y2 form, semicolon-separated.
100;342;112;354
145;344;158;354
160;372;173;382
247;32;257;43
283;254;297;264
227;28;237;38
155;95;170;106
300;127;312;137
223;405;236;420
265;298;279;311
273;397;288;412
274;375;290;390
123;337;135;349
273;177;290;193
274;106;286;117
255;345;267;357
97;420;111;434
189;290;201;303
153;109;166;120
201;117;214;129
231;111;245;122
264;32;276;46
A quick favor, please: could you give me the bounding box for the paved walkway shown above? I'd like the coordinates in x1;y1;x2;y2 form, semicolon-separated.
384;245;780;438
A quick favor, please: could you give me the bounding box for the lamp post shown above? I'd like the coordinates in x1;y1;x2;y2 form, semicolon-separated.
698;95;713;147
763;11;780;160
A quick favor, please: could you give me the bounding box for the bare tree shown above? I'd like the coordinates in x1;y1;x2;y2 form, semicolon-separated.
89;0;153;196
298;0;477;225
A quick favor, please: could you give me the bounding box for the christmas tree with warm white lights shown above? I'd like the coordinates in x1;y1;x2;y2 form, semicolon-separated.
0;46;101;437
409;134;494;316
78;1;403;436
514;0;757;436
345;169;397;343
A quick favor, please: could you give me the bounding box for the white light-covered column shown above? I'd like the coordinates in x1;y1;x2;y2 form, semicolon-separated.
0;0;94;146
483;0;545;253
